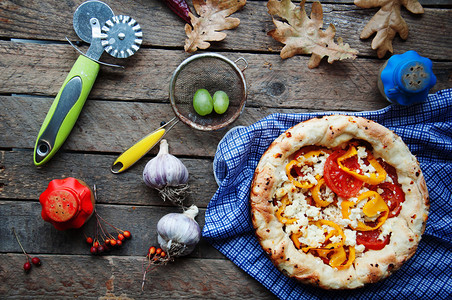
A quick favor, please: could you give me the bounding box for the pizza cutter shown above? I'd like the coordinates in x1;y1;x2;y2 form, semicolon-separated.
33;0;142;166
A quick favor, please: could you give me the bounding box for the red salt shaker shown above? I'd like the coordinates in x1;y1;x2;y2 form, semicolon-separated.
39;177;95;230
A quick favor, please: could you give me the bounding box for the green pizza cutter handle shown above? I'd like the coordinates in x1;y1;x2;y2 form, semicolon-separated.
33;55;99;166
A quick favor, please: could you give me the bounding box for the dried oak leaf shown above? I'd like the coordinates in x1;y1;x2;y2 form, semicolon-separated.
355;0;424;58
184;0;246;53
267;0;358;69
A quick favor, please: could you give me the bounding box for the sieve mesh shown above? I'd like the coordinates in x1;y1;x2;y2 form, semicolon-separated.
170;54;247;131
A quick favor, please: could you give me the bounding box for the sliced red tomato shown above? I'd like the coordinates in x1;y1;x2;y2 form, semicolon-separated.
369;182;405;218
378;158;399;183
356;230;390;251
324;149;363;198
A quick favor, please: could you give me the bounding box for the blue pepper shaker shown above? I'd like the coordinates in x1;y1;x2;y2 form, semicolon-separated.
378;50;437;105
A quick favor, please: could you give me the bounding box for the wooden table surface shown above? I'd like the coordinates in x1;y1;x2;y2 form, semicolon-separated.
0;0;451;298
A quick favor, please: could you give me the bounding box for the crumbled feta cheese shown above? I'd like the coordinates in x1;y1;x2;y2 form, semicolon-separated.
275;181;294;198
294;152;328;185
355;244;366;255
344;229;356;247
284;203;297;216
322;205;347;226
292;191;307;203
360;187;370;194
313;154;327;177
295;215;309;226
275;187;287;199
357;146;368;159
298;225;326;248
306;205;321;220
363;214;379;222
356;146;377;176
279;168;289;182
329;234;342;244
349;197;359;204
383;172;394;184
320;184;335;204
285;224;299;235
348;201;366;228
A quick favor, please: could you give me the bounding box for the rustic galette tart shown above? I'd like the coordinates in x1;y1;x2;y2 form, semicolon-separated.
250;115;429;289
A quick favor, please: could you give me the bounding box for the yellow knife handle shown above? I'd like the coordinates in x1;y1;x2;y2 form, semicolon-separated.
111;128;166;173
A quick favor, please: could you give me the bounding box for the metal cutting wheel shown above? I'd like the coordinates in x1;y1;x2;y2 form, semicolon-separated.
102;15;142;58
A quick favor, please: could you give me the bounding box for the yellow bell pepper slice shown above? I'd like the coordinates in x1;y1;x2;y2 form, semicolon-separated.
356;191;389;231
337;146;387;185
275;195;298;225
314;246;356;269
329;246;347;267
340;246;356;269
317;220;346;249
341;191;389;231
286;160;315;189
311;178;332;207
341;200;354;219
290;232;302;249
315;248;331;258
332;246;356;270
286;150;325;189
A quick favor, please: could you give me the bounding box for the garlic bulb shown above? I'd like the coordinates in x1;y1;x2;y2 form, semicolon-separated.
157;205;201;257
143;139;189;205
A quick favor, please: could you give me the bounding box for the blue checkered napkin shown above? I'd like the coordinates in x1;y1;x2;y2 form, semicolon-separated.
203;89;452;299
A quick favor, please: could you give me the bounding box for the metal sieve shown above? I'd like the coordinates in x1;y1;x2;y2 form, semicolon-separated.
111;53;248;173
169;53;248;131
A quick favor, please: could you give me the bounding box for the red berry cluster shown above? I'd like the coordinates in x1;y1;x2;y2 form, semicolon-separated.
85;230;131;255
147;246;167;261
84;187;132;255
84;210;132;255
142;246;172;290
13;228;41;273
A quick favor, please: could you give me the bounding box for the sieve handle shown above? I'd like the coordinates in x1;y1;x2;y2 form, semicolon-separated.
111;117;179;174
234;57;248;72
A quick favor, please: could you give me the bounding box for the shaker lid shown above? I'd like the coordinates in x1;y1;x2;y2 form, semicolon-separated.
44;189;79;222
380;50;437;105
39;177;94;230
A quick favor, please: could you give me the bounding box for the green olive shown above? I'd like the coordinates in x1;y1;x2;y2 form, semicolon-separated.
193;89;213;116
213;91;229;114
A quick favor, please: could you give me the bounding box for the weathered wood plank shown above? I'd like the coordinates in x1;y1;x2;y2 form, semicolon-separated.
0;43;450;108
0;150;218;208
0;96;224;156
0;96;277;156
0;201;223;259
0;1;451;59
0;253;277;299
2;78;452;157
